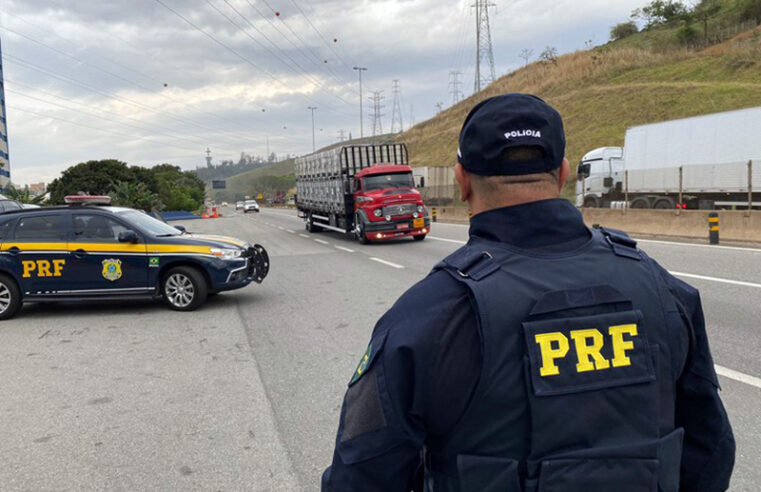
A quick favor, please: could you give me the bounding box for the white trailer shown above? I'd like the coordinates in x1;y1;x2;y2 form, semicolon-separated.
577;107;761;209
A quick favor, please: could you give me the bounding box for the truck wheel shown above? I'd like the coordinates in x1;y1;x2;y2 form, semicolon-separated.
0;274;22;320
583;196;599;208
630;197;650;209
413;235;426;242
654;197;676;209
306;214;322;233
354;214;370;244
161;266;208;311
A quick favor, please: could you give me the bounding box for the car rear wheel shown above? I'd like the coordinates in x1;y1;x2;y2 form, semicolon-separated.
161;266;208;311
0;274;22;320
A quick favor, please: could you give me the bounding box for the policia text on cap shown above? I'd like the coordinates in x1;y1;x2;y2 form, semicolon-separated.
322;94;735;492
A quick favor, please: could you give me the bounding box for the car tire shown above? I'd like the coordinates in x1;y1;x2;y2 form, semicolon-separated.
355;214;370;244
0;274;22;320
413;234;426;242
161;266;208;311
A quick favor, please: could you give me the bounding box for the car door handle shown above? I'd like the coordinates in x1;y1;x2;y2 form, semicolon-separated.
73;249;88;259
7;246;20;256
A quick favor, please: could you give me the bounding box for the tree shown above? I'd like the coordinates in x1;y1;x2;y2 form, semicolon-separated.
692;0;722;45
4;184;46;205
632;0;689;28
539;46;558;65
740;0;761;25
47;159;135;204
610;21;639;40
109;181;163;211
518;48;533;66
676;23;700;44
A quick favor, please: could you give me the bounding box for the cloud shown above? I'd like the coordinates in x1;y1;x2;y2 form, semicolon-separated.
1;0;643;185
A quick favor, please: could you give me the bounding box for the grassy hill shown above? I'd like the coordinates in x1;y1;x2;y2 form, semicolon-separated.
209;158;295;201
400;20;761;198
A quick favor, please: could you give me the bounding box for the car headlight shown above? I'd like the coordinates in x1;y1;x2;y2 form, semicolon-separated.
373;209;383;217
417;205;424;213
210;247;243;260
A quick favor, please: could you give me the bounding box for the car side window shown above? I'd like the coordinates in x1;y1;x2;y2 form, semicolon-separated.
73;214;130;241
15;215;67;240
0;217;14;240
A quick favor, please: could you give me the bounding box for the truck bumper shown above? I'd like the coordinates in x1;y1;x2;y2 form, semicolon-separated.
364;217;431;240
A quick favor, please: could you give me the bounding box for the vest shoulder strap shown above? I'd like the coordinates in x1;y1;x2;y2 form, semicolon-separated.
593;225;641;261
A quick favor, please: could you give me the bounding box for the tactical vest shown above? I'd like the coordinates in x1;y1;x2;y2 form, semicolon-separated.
424;227;686;492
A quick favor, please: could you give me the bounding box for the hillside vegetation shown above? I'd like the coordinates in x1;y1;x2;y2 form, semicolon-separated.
209;158;294;202
400;3;761;197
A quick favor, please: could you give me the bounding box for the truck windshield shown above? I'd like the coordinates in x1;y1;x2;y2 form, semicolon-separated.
577;163;591;181
363;172;414;191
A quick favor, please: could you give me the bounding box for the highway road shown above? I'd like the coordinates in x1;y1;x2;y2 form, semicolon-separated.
1;205;759;491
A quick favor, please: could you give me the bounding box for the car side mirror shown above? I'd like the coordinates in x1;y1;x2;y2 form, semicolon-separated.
174;225;186;233
118;230;139;243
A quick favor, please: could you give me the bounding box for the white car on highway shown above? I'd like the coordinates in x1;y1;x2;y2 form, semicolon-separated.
235;201;244;210
243;200;260;213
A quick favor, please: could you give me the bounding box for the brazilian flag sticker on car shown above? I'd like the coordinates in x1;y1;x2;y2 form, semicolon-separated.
149;257;160;268
349;331;388;387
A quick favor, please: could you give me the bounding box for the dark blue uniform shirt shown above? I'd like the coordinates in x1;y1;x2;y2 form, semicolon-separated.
323;199;734;492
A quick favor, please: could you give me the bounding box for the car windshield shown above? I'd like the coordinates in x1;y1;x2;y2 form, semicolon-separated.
363;172;414;191
117;210;183;236
245;200;257;205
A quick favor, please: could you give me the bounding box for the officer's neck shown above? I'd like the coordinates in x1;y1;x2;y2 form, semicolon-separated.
469;190;561;215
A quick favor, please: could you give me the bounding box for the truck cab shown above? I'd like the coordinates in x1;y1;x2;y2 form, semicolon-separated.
575;147;624;207
352;165;429;243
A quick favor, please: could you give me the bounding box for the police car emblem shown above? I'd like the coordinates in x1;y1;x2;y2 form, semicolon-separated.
101;259;123;281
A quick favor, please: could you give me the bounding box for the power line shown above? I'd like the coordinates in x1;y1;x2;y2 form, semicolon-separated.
369;91;384;137
152;0;352;117
210;0;355;108
449;71;463;105
353;67;367;138
390;80;404;134
3;54;264;147
241;0;357;94
473;0;497;92
286;0;356;74
0;9;272;136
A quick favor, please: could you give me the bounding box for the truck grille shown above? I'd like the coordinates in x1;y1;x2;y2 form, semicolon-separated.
382;203;416;217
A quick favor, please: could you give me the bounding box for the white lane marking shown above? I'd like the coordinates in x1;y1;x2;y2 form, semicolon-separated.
370;257;405;269
298;234;310;238
638;238;761;253
287;229;295;234
278;226;284;230
335;246;355;253
715;365;761;389
429;236;467;245
314;239;329;245
670;271;761;289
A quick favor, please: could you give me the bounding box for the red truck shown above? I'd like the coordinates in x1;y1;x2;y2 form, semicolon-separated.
295;143;430;243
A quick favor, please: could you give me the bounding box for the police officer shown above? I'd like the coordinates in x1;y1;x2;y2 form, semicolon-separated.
322;94;735;492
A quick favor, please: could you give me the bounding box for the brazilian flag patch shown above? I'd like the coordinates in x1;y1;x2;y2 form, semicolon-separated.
349;331;387;387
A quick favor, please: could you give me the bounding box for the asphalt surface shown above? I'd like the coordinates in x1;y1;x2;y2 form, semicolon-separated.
1;205;759;491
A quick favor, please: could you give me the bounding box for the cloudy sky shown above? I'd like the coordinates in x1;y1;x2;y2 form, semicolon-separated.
0;0;644;185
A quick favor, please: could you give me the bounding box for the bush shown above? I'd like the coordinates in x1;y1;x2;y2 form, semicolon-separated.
676;23;700;45
611;21;639;40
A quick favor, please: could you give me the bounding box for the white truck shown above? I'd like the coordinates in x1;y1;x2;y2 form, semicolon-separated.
577;107;761;209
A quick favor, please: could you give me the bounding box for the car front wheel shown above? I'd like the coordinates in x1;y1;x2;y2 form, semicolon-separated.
161;266;208;311
0;274;22;320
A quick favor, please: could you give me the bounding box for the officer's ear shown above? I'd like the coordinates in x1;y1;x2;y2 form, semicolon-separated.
557;158;571;192
454;162;472;203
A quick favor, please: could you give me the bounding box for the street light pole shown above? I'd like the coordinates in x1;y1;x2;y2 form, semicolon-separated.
353;66;367;139
308;106;317;152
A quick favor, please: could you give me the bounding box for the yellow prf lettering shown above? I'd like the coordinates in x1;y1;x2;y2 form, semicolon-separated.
535;332;569;377
571;329;611;373
22;261;36;278
609;324;638;367
52;259;66;277
37;260;53;277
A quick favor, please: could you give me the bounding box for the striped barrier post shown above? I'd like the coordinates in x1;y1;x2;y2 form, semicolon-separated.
468;210;473;221
709;212;719;245
432;208;437;223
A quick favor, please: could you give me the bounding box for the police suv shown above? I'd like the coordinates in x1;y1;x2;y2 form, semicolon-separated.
0;196;269;320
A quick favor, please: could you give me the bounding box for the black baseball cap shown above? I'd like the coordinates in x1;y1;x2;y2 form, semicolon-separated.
457;93;566;176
